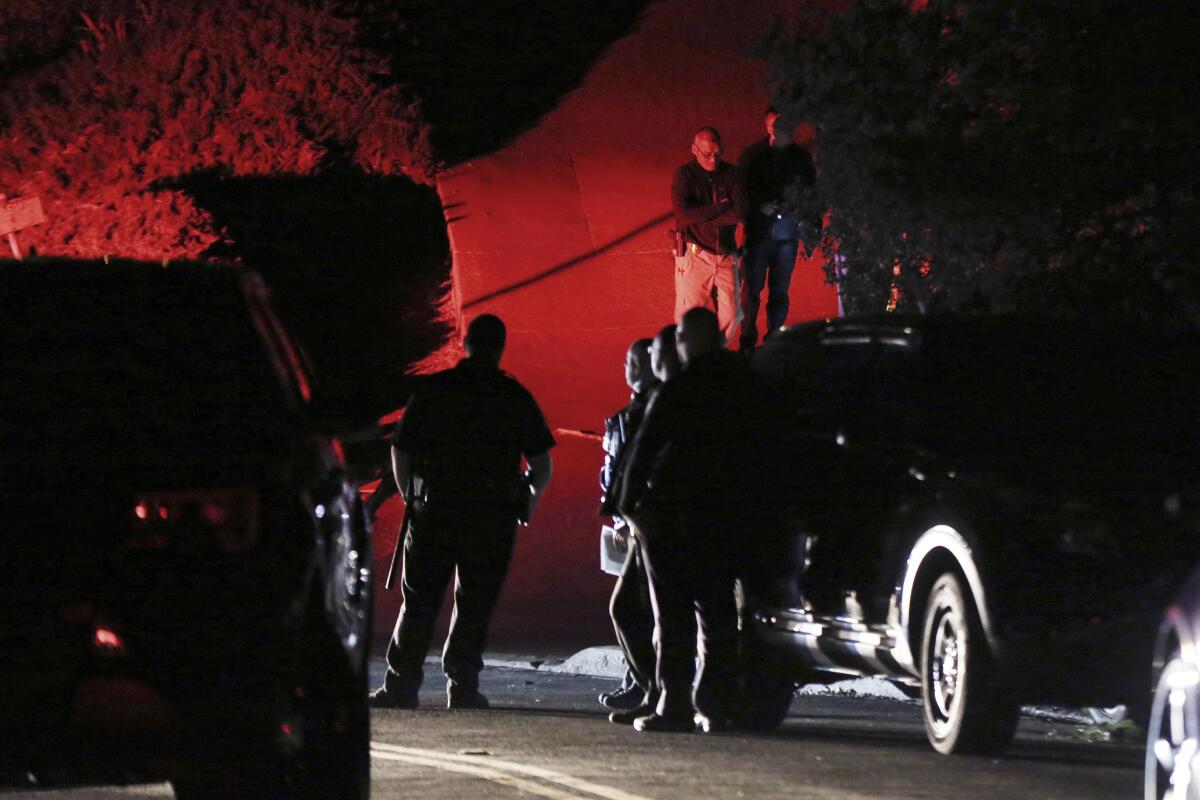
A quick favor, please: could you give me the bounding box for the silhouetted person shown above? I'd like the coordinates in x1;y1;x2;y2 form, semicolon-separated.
649;324;681;383
671;127;748;346
605;323;680;726
597;338;660;714
619;308;768;733
737;107;819;353
370;314;555;710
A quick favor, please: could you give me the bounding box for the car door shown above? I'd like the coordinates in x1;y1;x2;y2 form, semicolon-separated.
779;324;885;623
841;326;936;626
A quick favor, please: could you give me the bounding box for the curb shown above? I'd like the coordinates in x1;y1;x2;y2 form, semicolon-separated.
487;646;916;703
372;648;1125;726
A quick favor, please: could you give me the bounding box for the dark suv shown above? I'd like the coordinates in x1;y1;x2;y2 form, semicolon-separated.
0;261;372;798
743;314;1200;755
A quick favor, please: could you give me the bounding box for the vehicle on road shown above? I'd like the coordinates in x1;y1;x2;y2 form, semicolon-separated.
742;314;1200;755
0;260;372;798
1146;564;1200;800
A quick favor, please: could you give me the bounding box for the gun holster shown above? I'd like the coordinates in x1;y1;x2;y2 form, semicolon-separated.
669;228;686;258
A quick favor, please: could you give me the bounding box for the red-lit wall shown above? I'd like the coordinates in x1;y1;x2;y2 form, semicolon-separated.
374;0;840;654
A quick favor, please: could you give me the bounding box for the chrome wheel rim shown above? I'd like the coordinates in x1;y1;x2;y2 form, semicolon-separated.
924;590;966;742
1147;657;1200;800
931;612;961;721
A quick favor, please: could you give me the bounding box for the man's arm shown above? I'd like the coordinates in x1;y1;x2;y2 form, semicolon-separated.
391;446;413;500
526;450;554;520
707;166;747;225
616;391;673;519
672;168;729;226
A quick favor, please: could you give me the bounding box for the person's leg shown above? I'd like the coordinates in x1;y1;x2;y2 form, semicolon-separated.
712;253;741;346
441;511;517;697
763;238;799;337
740;236;771;350
692;565;741;724
382;516;457;695
674;248;715;322
611;537;657;696
640;534;698;722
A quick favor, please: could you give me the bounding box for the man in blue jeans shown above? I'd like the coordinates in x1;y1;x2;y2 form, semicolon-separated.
737;107;819;354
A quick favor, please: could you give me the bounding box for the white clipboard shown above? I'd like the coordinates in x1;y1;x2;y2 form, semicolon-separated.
600;524;627;576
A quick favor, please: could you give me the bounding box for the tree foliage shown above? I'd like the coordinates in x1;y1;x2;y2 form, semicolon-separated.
0;0;448;425
0;0;433;260
761;1;1200;323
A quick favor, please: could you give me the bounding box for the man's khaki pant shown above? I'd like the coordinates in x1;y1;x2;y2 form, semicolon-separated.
674;245;742;345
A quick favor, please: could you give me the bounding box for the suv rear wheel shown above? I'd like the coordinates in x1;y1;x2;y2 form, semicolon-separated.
920;572;1018;755
732;628;796;731
172;613;369;800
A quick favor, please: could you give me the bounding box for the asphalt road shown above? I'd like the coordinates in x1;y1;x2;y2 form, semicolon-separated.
2;662;1143;800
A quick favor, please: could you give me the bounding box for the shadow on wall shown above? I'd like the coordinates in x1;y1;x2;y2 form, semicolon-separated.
463;211;672;309
172;166;453;431
350;0;651;165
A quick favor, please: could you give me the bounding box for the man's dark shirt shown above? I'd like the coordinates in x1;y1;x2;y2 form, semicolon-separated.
671;160;747;255
392;358;555;501
737;138;817;236
618;351;780;527
599;389;652;516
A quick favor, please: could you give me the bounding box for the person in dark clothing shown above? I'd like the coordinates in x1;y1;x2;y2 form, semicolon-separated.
369;314;555;710
618;308;774;733
648;323;682;384
606;324;681;726
737;107;819;353
671;127;749;346
597;338;660;714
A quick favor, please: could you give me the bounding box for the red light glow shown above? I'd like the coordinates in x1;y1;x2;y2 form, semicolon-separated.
134;503;149;520
201;501;232;526
157;506;170;520
93;627;123;651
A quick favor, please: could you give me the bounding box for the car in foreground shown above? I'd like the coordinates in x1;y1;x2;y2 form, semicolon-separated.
742;314;1200;755
0;260;372;798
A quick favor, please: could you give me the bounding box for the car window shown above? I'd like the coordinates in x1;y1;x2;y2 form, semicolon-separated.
859;341;922;447
889;321;1199;487
242;279;314;406
755;326;875;434
1;266;296;486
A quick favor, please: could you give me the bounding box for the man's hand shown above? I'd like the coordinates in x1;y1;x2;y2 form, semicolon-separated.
521;451;553;525
760;202;778;216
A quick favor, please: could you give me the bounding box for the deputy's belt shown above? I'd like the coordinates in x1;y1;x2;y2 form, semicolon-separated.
689;241;733;257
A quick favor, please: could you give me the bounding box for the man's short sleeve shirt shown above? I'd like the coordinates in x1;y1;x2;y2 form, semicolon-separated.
392;359;555;481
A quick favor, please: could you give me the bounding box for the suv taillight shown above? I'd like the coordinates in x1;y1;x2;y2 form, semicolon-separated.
126;489;260;554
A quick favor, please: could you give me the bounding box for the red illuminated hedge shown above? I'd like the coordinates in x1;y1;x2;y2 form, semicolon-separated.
0;0;433;260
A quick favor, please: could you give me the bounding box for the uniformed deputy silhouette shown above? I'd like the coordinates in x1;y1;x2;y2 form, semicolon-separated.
370;314;555;709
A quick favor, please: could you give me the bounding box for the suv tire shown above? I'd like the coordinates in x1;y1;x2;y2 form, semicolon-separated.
733;631;796;731
920;572;1018;755
172;613;369;800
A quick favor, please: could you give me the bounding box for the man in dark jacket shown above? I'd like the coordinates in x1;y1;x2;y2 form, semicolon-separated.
737;107;819;354
597;338;659;713
369;314;555;710
619;308;776;733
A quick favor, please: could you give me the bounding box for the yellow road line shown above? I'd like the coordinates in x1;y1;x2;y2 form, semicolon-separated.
371;742;657;800
371;750;587;800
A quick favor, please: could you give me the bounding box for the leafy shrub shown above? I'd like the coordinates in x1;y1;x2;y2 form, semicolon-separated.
0;0;432;260
761;0;1200;324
